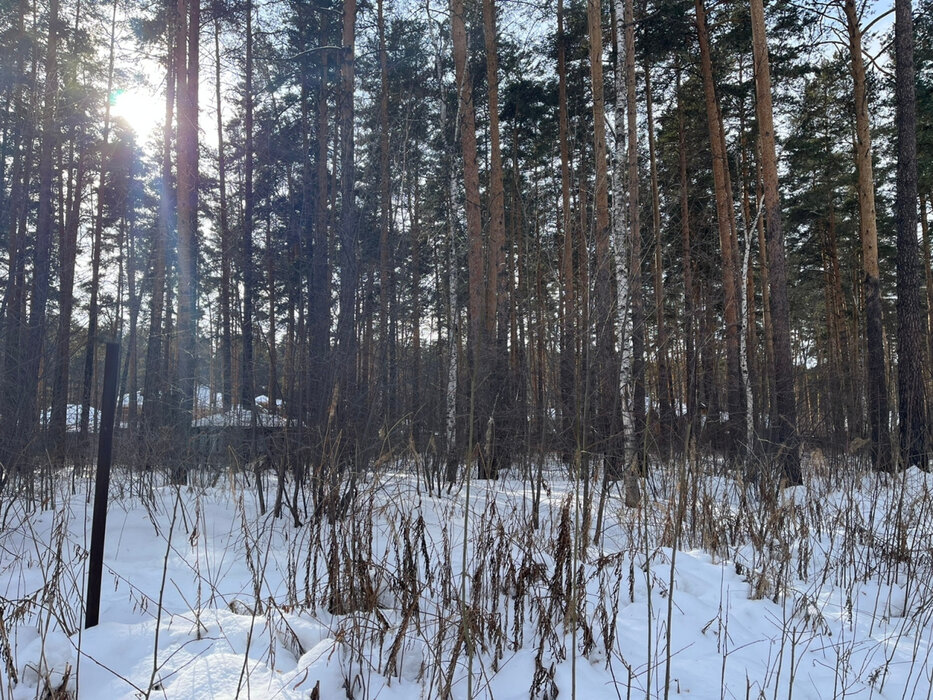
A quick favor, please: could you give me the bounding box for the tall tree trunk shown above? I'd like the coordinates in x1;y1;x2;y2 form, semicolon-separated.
310;49;330;430
736;82;760;440
266;212;277;412
822;204;855;446
215;14;233;410
894;0;927;469
677;65;697;455
125;189;141;433
843;0;891;469
738;188;757;459
428;24;458;480
588;0;621;495
377;0;392;427
409;179;423;449
51;0;99;459
79;0;116;444
19;0;60;470
0;2;33;468
241;0;256;411
755;163;776;430
695;0;744;458
483;0;509;476
173;0;199;482
750;0;801;483
557;0;576;459
450;0;485;470
624;0;645;467
645;64;672;459
143;27;175;435
335;0;359;434
176;0;198;395
52;158;84;456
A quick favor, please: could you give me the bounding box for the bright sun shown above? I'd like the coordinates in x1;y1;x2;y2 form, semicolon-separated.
110;87;162;138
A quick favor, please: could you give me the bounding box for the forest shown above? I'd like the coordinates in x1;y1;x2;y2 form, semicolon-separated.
0;0;931;486
1;0;933;697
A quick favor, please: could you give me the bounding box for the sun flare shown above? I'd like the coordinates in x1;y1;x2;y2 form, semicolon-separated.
110;87;162;137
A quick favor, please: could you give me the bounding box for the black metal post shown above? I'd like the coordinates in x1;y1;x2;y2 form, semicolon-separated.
85;341;120;629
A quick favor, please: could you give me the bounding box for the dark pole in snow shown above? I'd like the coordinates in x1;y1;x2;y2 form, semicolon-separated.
86;341;120;629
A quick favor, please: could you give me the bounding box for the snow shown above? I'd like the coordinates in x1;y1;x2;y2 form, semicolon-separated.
39;404;98;432
254;395;283;408
120;393;144;408
192;406;287;428
1;459;932;698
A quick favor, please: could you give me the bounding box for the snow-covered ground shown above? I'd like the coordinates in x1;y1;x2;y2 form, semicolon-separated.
1;456;932;699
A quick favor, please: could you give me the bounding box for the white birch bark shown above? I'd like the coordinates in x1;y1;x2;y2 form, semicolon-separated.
739;198;763;458
612;0;634;471
432;21;459;472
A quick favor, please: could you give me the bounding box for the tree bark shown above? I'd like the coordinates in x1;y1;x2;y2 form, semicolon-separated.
894;0;927;469
377;0;392;426
241;0;256;411
310;48;330;429
623;0;645;468
695;0;744;458
335;0;359;432
750;0;801;483
175;0;199;438
215;14;233;410
557;0;576;459
19;0;60;469
588;0;617;483
645;64;672;459
143;25;175;435
677;65;697;455
483;0;509;476
450;0;486;471
843;0;891;469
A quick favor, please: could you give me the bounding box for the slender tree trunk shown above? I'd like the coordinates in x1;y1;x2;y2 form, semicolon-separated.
377;0;392;427
588;0;621;496
51;0;98;459
737;85;760;439
52;157;84;456
483;0;509;476
175;0;199;437
143;27;175;435
738;195;758;459
19;0;60;470
125;193;140;433
557;0;576;460
695;0;743;458
310;50;330;429
429;25;458;480
410;179;423;449
677;65;697;455
450;0;485;470
335;0;359;433
755;163;776;430
750;0;801;483
1;12;32;464
894;0;927;469
843;0;891;469
79;0;116;445
215;14;233;410
645;64;672;459
822;204;854;445
623;0;645;468
266;212;277;412
241;0;256;411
